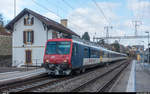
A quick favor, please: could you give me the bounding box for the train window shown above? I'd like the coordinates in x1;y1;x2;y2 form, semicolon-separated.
90;49;97;58
84;48;89;58
96;50;100;58
104;51;108;58
100;50;103;56
46;41;71;55
72;44;78;56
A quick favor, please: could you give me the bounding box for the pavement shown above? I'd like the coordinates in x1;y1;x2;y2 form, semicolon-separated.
0;68;46;84
111;60;150;92
136;62;150;92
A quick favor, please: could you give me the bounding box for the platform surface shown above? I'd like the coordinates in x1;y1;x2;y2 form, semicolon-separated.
111;60;150;92
0;68;46;83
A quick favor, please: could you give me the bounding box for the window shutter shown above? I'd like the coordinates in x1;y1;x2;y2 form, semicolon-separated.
31;17;34;25
28;51;31;63
24;18;26;25
23;31;26;44
31;31;34;44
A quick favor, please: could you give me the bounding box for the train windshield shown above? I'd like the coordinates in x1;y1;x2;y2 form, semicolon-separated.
46;41;71;55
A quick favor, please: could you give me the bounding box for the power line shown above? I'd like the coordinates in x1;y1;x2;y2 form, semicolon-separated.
46;0;68;17
92;0;110;25
32;0;89;36
62;0;74;10
61;0;98;37
32;0;61;19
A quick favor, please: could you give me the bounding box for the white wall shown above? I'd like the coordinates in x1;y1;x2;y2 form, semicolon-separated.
12;14;54;67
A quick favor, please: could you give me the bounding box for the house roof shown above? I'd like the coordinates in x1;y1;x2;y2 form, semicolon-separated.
5;8;79;37
0;31;11;36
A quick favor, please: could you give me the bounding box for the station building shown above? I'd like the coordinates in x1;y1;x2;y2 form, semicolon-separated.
5;8;79;67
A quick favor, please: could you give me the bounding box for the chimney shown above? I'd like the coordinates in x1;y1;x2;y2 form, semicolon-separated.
61;19;67;27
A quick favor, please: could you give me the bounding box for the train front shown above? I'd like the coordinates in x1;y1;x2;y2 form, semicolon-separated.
43;39;72;75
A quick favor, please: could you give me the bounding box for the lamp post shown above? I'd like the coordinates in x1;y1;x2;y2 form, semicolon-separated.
145;31;149;63
141;41;146;63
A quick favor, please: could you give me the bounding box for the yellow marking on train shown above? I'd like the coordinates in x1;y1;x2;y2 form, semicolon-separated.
100;56;103;62
137;54;141;61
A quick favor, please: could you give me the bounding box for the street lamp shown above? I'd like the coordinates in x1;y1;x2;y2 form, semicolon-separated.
145;31;149;63
140;41;146;63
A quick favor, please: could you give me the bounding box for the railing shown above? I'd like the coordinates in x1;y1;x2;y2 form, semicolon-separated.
13;58;43;71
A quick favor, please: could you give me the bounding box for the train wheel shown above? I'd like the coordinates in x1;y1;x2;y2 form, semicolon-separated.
75;70;81;74
81;68;85;73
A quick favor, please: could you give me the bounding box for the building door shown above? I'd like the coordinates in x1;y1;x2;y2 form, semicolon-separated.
25;50;32;64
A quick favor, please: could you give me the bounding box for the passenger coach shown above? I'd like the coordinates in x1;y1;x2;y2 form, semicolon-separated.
43;38;127;75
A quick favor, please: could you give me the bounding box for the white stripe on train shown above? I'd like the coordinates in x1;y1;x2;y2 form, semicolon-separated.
83;57;127;66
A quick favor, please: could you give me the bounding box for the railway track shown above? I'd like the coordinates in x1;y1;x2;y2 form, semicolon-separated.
38;60;129;92
70;60;130;92
0;59;129;92
0;74;73;92
0;73;48;92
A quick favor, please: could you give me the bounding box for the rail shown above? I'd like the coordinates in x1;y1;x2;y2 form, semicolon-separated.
70;60;130;92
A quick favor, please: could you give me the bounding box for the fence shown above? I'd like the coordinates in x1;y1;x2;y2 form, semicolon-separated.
13;58;43;71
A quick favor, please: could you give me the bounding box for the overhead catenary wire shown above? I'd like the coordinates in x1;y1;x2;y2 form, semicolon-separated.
61;0;98;36
61;0;104;37
46;0;68;18
32;0;62;19
62;0;74;10
31;0;88;35
92;0;110;25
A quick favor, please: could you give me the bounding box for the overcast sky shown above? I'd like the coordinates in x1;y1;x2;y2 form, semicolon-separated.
0;0;150;48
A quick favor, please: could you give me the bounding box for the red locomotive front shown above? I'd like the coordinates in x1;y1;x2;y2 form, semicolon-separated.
43;38;73;75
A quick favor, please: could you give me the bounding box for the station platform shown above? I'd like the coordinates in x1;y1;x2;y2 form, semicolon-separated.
0;68;46;85
111;60;150;92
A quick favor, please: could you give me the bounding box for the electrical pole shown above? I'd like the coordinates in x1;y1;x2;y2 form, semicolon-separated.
14;0;16;17
104;26;113;45
145;31;149;63
132;20;142;36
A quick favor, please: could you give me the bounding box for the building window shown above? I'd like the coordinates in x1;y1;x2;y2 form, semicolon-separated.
24;17;34;26
23;30;34;44
52;31;58;39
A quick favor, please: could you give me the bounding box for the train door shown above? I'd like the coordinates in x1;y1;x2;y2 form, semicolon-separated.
83;47;90;65
71;43;83;69
100;50;103;63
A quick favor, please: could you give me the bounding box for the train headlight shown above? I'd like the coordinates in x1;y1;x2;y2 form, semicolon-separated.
64;59;67;63
46;59;49;63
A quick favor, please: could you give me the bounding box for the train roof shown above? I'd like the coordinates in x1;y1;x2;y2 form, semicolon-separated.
46;38;127;56
47;38;72;42
72;39;127;56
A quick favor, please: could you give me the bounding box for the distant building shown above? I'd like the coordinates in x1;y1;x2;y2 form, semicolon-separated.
132;45;144;52
5;8;79;67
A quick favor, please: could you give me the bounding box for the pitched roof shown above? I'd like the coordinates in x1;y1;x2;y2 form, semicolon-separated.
5;8;79;37
0;31;11;36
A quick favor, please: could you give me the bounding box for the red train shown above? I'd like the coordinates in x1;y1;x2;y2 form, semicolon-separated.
43;38;127;75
